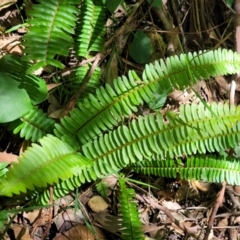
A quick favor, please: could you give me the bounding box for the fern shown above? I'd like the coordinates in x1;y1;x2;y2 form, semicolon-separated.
13;108;55;142
75;0;106;57
54;49;240;145
23;0;79;71
118;179;144;240
82;102;240;170
34;102;240;204
131;155;240;185
0;135;92;197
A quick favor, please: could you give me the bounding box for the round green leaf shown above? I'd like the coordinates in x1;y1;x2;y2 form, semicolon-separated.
105;0;123;13
129;31;151;64
0;73;32;123
147;0;162;8
0;55;47;105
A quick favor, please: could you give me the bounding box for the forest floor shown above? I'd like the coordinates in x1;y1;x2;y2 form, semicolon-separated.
0;0;240;239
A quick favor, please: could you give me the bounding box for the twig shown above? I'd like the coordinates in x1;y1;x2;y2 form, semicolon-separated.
229;80;236;106
60;53;102;117
136;194;200;237
203;182;226;240
42;187;53;240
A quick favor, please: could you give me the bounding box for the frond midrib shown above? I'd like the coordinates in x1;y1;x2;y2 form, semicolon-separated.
74;57;240;135
85;111;240;161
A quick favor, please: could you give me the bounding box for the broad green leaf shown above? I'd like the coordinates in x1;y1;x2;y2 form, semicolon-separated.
129;31;152;64
147;0;162;8
0;211;8;230
105;0;123;13
0;73;32;123
0;55;47;105
226;0;233;7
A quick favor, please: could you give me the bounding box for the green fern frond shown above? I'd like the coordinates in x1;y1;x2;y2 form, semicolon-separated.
131;155;240;185
23;0;79;71
75;0;106;57
54;70;141;144
34;102;240;204
13;108;55;142
118;179;144;240
0;135;92;197
54;49;240;145
81;102;240;177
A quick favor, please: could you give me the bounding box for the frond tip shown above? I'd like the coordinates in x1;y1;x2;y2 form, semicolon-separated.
131;155;240;185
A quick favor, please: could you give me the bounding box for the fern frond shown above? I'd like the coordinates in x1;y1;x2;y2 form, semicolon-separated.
82;102;240;176
131;155;240;185
13;108;55;142
0;135;92;197
54;49;240;144
23;0;79;70
34;102;240;204
118;179;144;240
54;70;143;144
75;0;106;57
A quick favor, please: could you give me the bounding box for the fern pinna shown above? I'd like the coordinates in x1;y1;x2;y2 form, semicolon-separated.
0;135;92;197
13;108;55;142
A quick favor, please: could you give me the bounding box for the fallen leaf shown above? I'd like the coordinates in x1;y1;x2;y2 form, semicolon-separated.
0;0;17;11
0;151;18;164
47;83;62;91
55;224;106;240
88;196;108;213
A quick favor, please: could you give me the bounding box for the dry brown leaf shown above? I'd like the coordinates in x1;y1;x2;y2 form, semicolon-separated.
0;0;17;11
47;83;62;92
55;224;106;240
6;224;32;240
88;196;108;213
92;211;120;234
191;180;211;192
0;151;18;164
48;94;62;118
161;200;182;211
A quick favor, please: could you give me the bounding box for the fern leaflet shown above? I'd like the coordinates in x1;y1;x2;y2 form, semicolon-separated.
118;179;144;240
0;135;92;197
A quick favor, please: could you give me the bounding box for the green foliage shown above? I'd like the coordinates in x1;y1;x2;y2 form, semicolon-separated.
75;0;106;57
54;49;240;145
23;0;79;71
35;101;240;205
13;108;55;142
105;0;123;13
0;135;92;197
147;0;162;8
129;31;152;64
0;55;47;105
118;179;144;240
0;72;32;123
96;181;109;198
131;155;240;185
